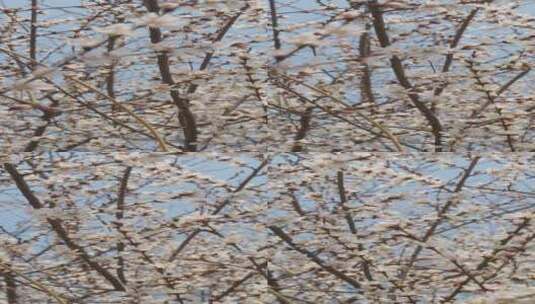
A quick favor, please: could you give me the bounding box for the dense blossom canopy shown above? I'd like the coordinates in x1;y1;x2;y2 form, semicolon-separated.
1;1;535;303
1;153;534;303
1;0;534;152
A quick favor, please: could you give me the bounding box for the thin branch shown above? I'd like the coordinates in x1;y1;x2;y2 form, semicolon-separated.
432;7;480;110
268;225;363;290
65;75;169;152
0;46;174;150
168;158;269;261
23;92;59;152
3;163;126;292
272;71;403;151
187;3;249;94
1;265;17;304
143;0;197;151
289;192;306;216
438;9;479;74
337;171;373;281
291;107;313;152
441;217;532;303
465;60;515;151
0;261;69;304
358;27;376;109
0;39;108;96
398;156;480;281
496;67;530;96
269;0;282;55
426;247;488;291
29;0;38;66
337;171;356;234
273;8;354;62
116;166;132;284
106;35;118;112
240;54;269;123
449;64;530;150
210;272;255;302
368;0;442;151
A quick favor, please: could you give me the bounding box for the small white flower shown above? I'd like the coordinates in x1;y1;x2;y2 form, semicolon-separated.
94;23;134;36
288;32;322;46
135;13;182;29
12;79;54;93
159;1;180;10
